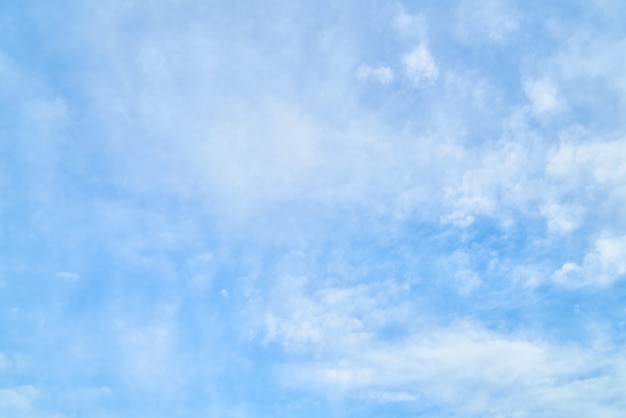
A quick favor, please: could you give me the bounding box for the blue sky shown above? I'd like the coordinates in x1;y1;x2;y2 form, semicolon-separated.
1;0;626;417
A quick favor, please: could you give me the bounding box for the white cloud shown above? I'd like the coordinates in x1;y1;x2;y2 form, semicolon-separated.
360;390;419;403
455;269;481;296
186;251;215;290
277;316;626;416
0;386;39;413
550;28;626;95
546;140;626;187
540;202;585;235
113;303;184;392
545;139;626;240
0;353;9;371
438;126;625;241
5;2;626;416
262;277;386;352
402;45;438;84
56;271;80;281
524;78;563;114
440;141;532;227
553;234;626;287
254;268;626;415
392;9;427;41
356;64;394;84
456;0;521;44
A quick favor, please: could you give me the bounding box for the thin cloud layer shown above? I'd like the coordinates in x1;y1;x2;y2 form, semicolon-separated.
2;1;626;417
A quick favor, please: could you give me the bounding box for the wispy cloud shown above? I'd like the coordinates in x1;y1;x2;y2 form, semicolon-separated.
356;64;394;84
260;276;626;416
455;0;521;44
2;0;626;417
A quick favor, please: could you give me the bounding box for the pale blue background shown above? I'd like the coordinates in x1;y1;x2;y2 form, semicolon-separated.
1;1;626;417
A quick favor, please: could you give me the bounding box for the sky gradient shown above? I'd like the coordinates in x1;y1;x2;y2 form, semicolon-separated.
1;1;626;417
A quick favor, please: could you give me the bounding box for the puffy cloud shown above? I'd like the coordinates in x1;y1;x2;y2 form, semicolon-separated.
546;140;626;188
524;78;563;115
402;45;438;84
440;141;533;227
553;234;626;287
540;202;585;235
